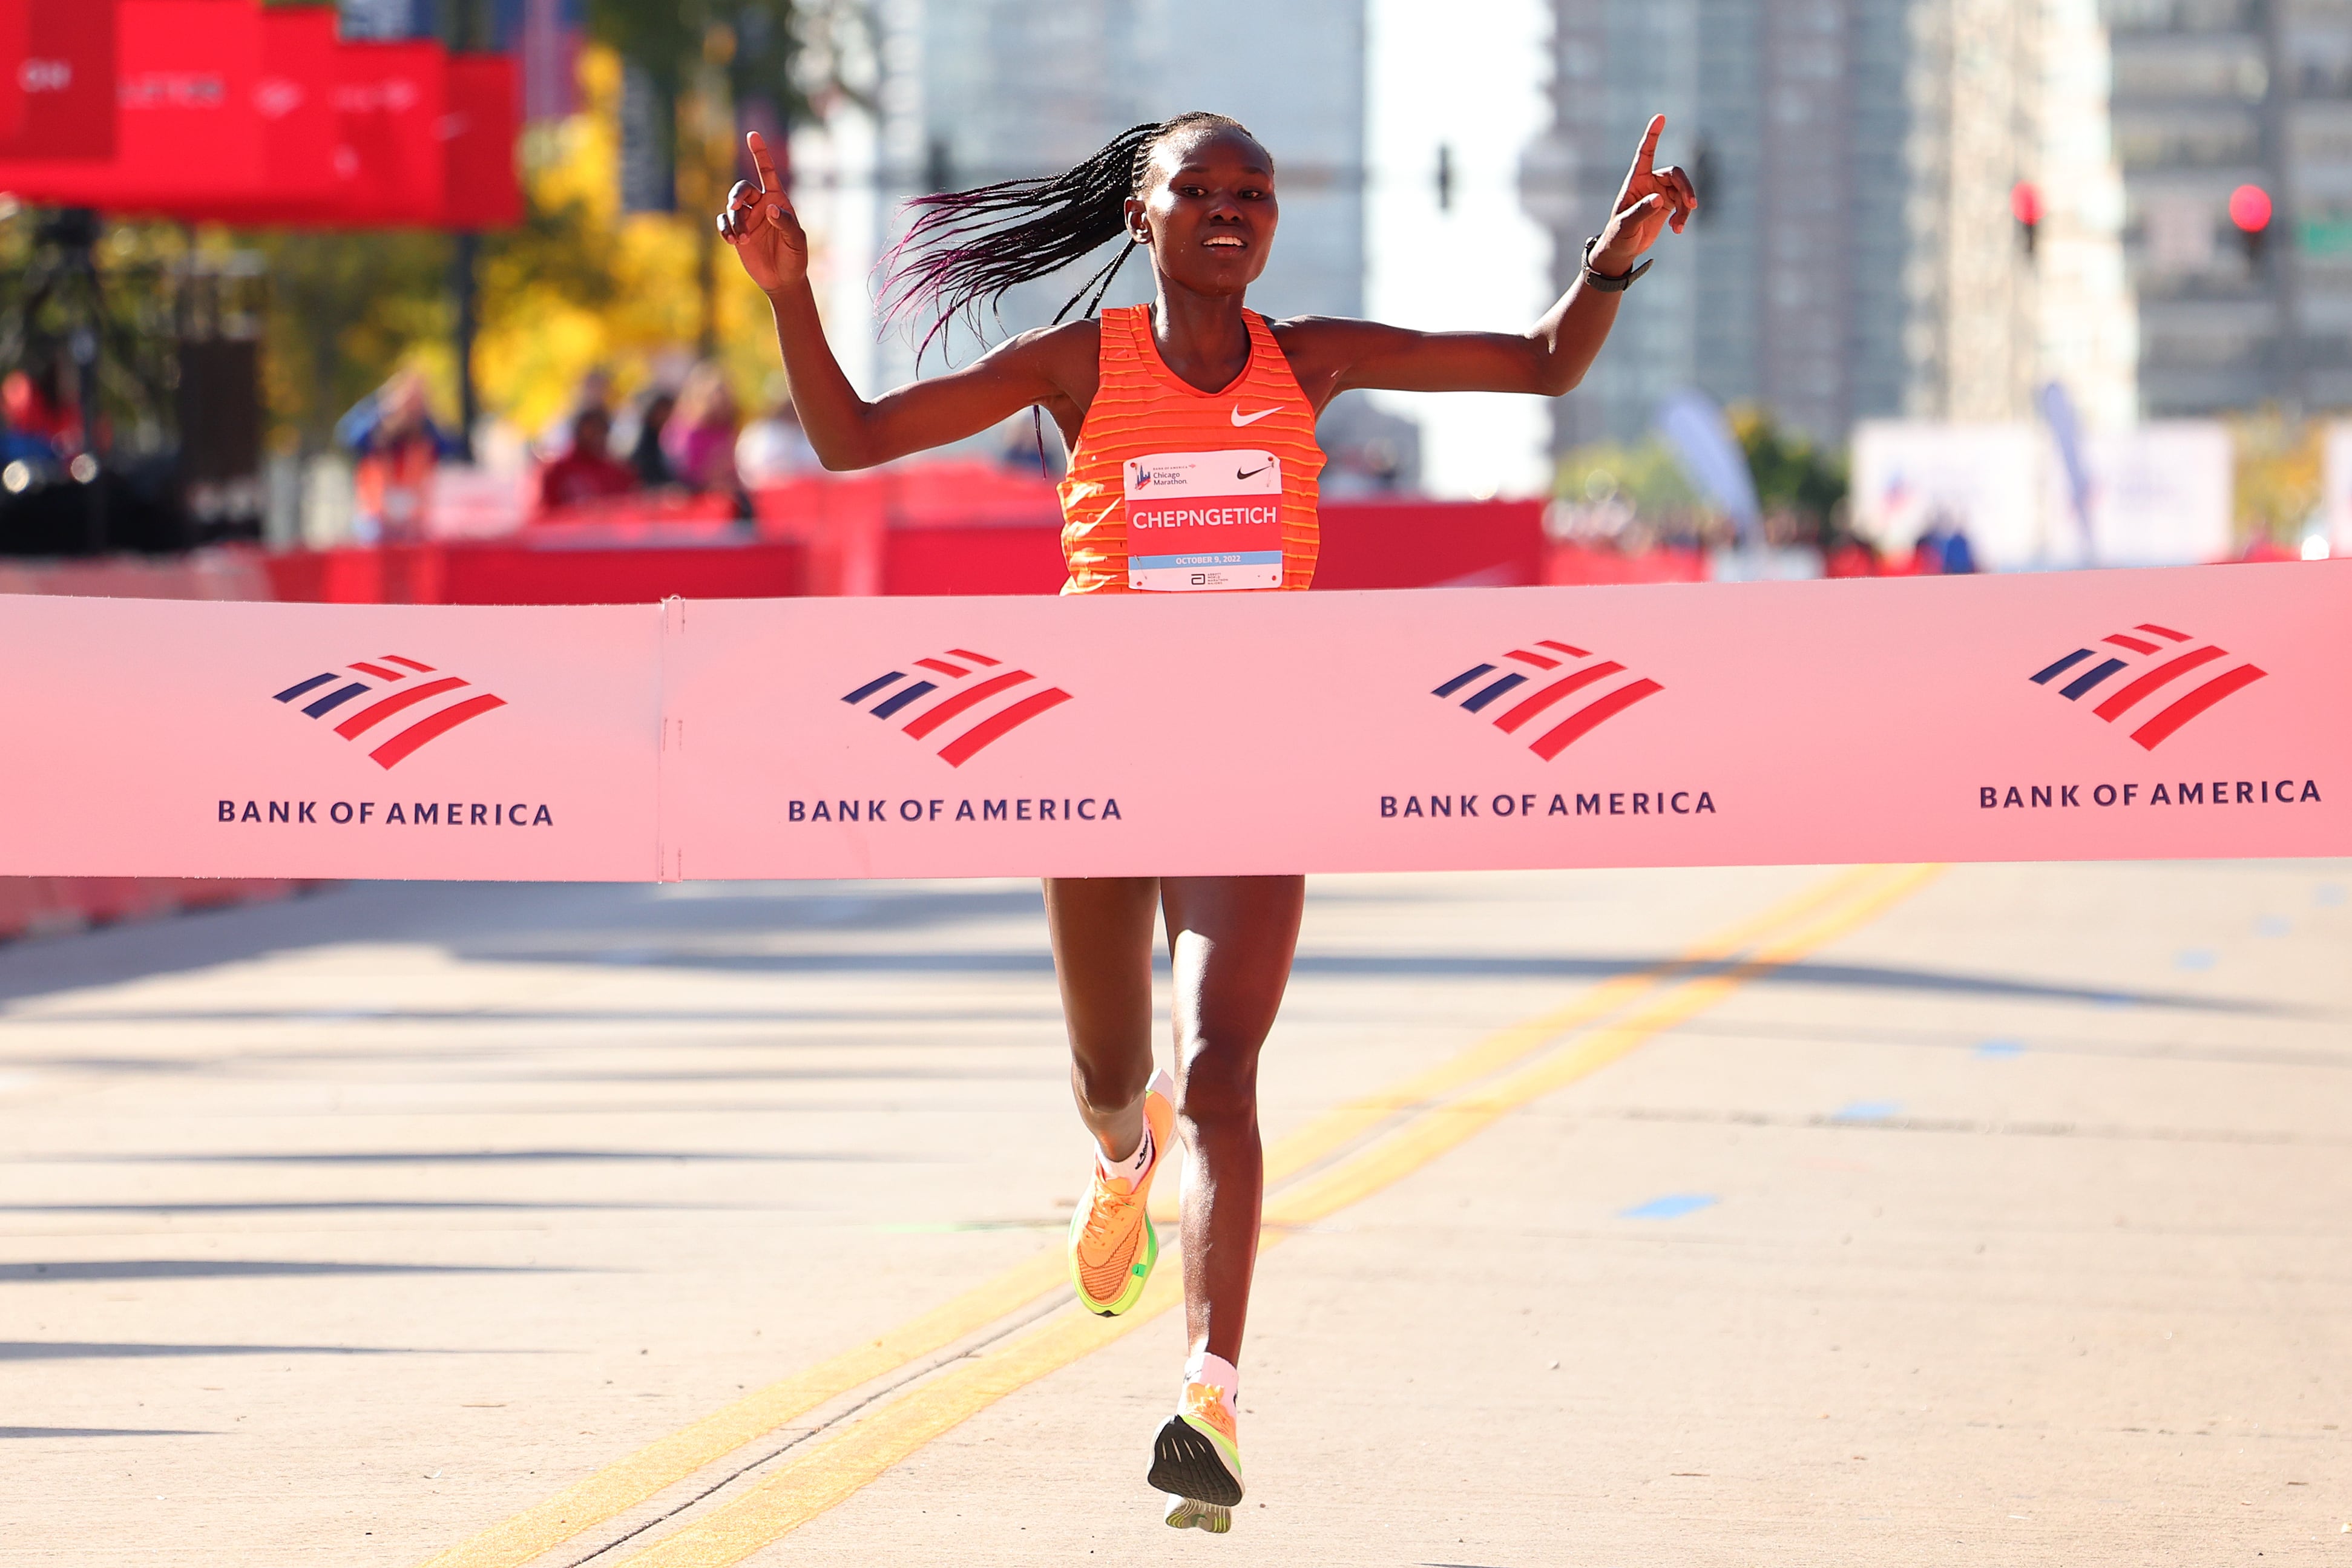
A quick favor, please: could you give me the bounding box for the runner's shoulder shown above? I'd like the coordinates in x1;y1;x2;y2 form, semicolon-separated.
1268;314;1399;346
1267;315;1398;386
988;318;1102;370
1267;314;1404;358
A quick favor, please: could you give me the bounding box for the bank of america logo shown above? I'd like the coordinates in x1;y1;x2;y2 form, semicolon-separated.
841;647;1073;767
1433;639;1663;759
272;655;506;769
2030;622;2265;750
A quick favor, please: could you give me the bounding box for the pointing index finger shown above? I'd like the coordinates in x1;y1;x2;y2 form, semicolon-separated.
1630;114;1664;177
747;130;781;193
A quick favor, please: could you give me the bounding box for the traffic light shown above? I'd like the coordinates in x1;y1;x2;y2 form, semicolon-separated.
2230;183;2272;267
2011;180;2041;258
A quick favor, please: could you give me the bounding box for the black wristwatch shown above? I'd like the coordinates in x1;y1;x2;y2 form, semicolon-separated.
1582;235;1652;293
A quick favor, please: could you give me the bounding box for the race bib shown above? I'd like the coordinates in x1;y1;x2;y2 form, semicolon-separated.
1123;450;1284;591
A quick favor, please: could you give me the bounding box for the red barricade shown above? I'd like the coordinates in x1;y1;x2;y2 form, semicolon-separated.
263;540;807;605
876;497;1552;595
753;464;1060;595
1543;541;1709;585
0;876;311;943
531;480;1554;596
435;542;803;604
885;522;1067;595
534;490;740;526
1312;499;1548;589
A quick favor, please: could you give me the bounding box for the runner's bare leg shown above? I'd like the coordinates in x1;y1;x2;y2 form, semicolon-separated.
1160;874;1305;1363
1045;876;1160;1163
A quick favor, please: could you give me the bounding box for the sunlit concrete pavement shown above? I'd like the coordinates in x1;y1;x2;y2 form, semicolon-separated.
0;861;2345;1566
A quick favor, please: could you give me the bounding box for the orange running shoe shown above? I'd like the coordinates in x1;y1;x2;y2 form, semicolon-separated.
1067;1068;1175;1316
1154;1379;1244;1530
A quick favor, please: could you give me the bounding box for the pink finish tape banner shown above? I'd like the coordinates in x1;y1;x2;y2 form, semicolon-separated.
0;599;660;881
4;564;2348;881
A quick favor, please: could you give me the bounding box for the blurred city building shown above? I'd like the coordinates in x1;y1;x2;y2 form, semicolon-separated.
795;0;1415;481
2106;0;2352;415
1524;0;2137;448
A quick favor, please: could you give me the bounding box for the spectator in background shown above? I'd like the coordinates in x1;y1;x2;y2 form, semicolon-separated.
1939;528;1978;575
1;371;65;464
660;362;741;495
532;404;638;517
735;372;820;487
1910;508;1979;576
337;369;458;543
625;387;677;488
1824;531;1879;579
997;411;1053;476
570;366;616;429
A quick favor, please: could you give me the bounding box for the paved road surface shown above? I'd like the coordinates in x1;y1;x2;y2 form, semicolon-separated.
1;861;2345;1565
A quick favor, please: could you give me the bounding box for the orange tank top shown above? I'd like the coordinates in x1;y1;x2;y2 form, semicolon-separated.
1056;304;1322;594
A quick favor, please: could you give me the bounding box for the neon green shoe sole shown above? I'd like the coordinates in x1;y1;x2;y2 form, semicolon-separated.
1163;1494;1232;1533
1068;1070;1175;1316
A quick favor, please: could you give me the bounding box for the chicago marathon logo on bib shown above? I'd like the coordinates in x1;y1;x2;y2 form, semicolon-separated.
1123;450;1283;592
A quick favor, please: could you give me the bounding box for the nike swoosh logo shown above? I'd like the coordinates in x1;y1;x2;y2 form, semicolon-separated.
1230;405;1281;427
1236;465;1270;481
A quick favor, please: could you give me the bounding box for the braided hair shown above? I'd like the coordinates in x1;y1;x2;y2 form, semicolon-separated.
879;111;1264;364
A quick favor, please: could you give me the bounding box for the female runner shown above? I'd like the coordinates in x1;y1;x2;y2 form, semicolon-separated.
721;111;1693;1532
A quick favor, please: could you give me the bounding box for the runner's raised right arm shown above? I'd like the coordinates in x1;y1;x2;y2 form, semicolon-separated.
720;133;1096;470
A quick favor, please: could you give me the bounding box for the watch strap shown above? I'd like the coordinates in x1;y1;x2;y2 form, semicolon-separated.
1582;235;1652;294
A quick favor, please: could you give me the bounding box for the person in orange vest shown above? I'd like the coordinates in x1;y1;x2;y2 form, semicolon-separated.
336;369;458;543
723;112;1692;1530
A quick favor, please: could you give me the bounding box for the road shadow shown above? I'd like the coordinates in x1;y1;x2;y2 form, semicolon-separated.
436;945;2297;1017
0;879;1047;1008
0;1427;215;1438
1;877;2317;1024
33;1147;915;1165
0;1342;479;1360
0;1259;571;1282
0;1213;752;1222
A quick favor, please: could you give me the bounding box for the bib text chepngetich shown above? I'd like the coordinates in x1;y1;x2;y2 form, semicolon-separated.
1123;450;1285;592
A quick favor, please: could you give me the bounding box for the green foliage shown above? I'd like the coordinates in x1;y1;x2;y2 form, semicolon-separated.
476;184;625;325
1555;436;1700;513
1559;407;1851;534
0;217;185;454
246;171;660;449
1727;404;1847;521
2228;407;2322;545
232;0;814;453
585;0;806;131
241;229;449;452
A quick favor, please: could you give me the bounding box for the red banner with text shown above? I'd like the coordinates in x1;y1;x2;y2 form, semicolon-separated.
0;8;517;230
0;0;117;160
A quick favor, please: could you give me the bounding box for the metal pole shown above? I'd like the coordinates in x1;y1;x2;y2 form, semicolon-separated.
452;231;479;461
52;208;108;553
447;0;484;461
2258;0;2305;415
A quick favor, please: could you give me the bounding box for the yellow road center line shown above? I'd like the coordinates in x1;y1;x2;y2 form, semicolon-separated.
1267;864;1946;1227
1239;862;1899;1195
598;864;1945;1567
616;1269;1186;1568
412;1257;1066;1568
414;862;1914;1568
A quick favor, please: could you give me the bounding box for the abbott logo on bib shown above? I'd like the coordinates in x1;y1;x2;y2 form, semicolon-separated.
1123;450;1284;592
